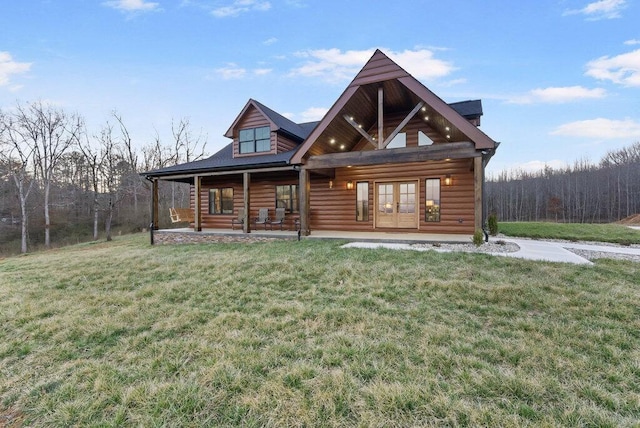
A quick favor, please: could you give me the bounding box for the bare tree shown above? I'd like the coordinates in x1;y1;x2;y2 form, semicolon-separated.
11;101;82;248
0;109;36;253
78;129;106;240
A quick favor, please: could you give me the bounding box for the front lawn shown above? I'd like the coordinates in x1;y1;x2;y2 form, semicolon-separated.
498;221;640;244
1;235;639;426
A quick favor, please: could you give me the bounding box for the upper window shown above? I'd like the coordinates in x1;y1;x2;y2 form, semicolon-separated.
239;126;271;154
209;188;234;215
276;185;299;213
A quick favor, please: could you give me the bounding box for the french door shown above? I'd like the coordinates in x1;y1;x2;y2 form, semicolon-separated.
375;181;418;228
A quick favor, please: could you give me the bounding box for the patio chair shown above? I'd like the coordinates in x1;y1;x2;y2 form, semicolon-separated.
271;208;286;230
231;208;244;230
253;208;270;230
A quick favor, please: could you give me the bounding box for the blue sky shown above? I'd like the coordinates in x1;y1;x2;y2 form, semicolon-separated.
1;0;639;174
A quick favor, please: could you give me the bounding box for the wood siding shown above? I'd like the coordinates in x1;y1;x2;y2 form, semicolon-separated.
308;159;476;234
191;173;300;229
232;106;276;158
189;160;477;234
277;134;300;154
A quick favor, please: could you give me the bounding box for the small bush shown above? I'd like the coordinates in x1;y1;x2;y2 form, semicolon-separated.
473;229;484;246
488;213;498;236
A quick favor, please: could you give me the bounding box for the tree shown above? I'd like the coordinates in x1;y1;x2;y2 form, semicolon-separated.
13;101;82;248
0;109;36;253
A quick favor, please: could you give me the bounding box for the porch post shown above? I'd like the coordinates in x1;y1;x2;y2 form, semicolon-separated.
243;172;251;233
151;178;159;230
194;175;202;232
299;167;310;236
473;156;483;232
378;86;384;149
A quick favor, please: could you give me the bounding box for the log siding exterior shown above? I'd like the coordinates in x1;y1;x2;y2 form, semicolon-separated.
143;50;498;238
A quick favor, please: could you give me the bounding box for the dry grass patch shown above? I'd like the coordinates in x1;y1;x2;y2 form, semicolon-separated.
1;234;639;426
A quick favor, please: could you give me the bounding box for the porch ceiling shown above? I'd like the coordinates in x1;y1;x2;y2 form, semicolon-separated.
311;80;468;156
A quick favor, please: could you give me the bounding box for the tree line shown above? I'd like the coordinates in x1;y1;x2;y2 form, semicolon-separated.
486;141;640;223
0;101;207;254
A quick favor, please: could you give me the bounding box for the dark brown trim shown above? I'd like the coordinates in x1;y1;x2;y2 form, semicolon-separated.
304;143;479;170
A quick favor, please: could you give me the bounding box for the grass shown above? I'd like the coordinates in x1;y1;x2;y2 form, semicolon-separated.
1;234;639;426
499;221;640;244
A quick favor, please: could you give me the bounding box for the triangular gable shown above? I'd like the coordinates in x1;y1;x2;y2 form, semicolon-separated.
224;99;276;138
224;99;312;141
291;49;496;163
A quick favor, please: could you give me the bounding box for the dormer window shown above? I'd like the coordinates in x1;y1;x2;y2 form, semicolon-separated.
239;126;271;154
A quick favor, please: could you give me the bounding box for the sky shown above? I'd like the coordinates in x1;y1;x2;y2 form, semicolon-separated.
1;0;639;175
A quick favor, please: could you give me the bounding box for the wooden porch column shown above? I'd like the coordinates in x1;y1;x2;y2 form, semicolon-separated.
243;172;251;233
299;167;310;236
378;86;384;149
474;156;483;231
151;178;159;230
194;175;202;232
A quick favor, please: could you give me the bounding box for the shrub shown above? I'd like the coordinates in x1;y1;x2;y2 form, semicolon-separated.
488;213;498;236
473;229;484;246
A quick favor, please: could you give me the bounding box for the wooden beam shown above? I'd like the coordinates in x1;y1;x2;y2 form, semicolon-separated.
474;156;483;232
243;172;251;233
194;175;202;232
378;86;384;150
382;101;424;148
299;168;310;236
148;165;297;182
305;142;479;170
343;114;377;148
151;178;159;230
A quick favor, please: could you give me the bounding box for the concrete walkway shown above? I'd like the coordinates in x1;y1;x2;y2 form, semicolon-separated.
343;238;640;265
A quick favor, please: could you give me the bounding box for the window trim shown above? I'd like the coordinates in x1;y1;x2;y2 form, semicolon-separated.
425;178;440;222
356;181;369;221
209;187;234;215
275;184;299;214
238;126;271;154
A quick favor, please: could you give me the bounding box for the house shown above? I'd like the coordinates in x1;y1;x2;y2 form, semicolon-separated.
142;50;499;238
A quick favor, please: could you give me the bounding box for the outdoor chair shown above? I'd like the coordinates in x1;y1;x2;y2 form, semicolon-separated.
231;208;244;230
271;208;286;230
253;208;270;230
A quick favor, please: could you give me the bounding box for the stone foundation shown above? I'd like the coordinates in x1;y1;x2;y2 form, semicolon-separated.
152;230;292;245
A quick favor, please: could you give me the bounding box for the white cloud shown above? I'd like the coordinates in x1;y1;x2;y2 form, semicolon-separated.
299;107;328;122
624;39;640;46
212;0;271;17
289;48;455;84
253;68;272;76
103;0;160;12
564;0;627;20
0;52;31;87
263;37;278;46
585;49;640;86
215;63;246;79
508;86;607;104
551;118;640;139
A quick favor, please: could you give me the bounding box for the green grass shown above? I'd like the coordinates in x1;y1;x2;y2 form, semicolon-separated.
1;234;639;426
499;221;640;244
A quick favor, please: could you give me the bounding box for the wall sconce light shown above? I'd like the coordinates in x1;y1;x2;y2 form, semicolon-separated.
346;180;354;190
329;179;334;189
444;174;452;186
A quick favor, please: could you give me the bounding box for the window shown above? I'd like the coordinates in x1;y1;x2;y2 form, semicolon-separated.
209;187;234;214
239;126;270;154
425;178;440;222
386;132;406;149
275;185;298;213
356;181;369;221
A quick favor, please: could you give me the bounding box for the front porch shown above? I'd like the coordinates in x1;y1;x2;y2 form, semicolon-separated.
151;227;473;245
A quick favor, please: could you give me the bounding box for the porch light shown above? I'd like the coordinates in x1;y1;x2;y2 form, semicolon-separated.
346;180;354;190
330;138;336;145
329;179;334;189
445;174;452;186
